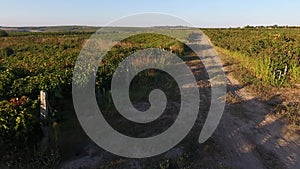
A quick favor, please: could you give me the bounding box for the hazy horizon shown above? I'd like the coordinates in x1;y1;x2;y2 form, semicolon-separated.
1;0;300;28
1;24;299;29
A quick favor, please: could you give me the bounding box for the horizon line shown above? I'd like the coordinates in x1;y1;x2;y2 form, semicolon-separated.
1;24;300;29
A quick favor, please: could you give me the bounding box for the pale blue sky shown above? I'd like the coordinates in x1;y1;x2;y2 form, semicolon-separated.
1;0;299;27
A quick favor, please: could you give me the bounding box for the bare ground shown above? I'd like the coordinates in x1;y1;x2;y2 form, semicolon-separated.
213;45;300;168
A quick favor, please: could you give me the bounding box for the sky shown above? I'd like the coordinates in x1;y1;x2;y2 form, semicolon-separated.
1;0;300;27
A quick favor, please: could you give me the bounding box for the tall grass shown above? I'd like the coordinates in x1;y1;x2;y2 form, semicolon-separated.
216;47;300;86
290;62;300;84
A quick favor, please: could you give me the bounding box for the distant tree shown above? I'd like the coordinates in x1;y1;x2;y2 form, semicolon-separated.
0;30;8;37
244;25;255;29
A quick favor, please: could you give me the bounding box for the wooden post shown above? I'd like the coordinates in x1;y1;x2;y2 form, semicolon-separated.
40;90;48;120
39;90;51;152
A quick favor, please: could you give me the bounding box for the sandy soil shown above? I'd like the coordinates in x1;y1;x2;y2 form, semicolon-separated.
211;35;300;168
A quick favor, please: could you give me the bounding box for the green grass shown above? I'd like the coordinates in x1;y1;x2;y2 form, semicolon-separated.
216;42;300;127
216;47;289;86
203;28;300;86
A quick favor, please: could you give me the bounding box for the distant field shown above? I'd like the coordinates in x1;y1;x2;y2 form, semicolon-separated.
0;25;100;32
0;27;194;99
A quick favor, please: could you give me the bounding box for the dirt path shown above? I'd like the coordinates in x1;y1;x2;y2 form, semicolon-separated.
204;33;300;168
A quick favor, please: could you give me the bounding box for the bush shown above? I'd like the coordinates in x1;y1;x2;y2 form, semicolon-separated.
0;30;8;37
0;96;41;149
0;69;15;100
95;33;187;90
0;47;14;57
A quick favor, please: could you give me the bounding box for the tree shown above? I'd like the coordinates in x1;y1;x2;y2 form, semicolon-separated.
244;25;254;29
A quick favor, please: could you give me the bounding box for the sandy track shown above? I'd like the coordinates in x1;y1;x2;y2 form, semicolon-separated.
198;32;300;169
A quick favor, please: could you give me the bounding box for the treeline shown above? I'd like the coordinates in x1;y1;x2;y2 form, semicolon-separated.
244;25;300;29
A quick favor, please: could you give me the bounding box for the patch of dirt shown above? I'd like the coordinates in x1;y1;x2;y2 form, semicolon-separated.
214;50;300;169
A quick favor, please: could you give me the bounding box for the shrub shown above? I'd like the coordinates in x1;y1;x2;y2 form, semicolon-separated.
0;96;41;149
95;33;186;91
0;47;14;57
0;69;15;100
0;30;8;37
